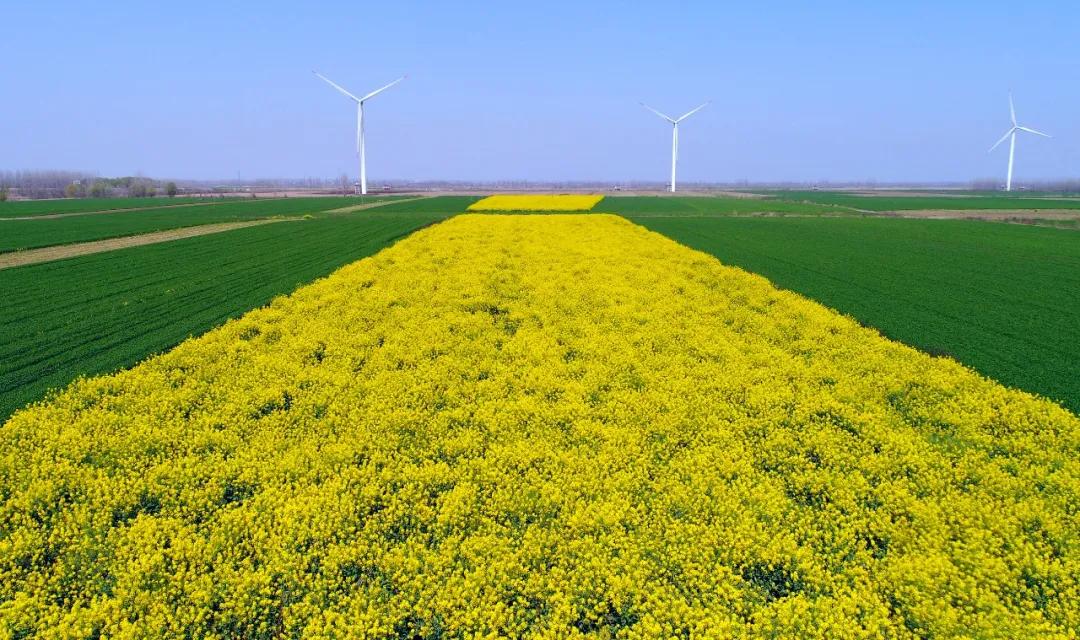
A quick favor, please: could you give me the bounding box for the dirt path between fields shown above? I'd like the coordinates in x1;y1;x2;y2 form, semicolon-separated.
0;196;434;270
879;208;1080;220
323;196;429;214
0;219;291;270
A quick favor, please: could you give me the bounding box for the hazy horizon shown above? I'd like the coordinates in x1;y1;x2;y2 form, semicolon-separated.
3;1;1079;184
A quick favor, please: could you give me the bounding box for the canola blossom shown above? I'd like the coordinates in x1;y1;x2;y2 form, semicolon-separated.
467;194;603;211
1;214;1079;638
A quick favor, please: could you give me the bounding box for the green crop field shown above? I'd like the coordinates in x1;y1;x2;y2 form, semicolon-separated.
758;190;1080;211
0;196;223;218
363;195;481;213
0;196;403;253
599;195;853;216
0;200;472;419
4;192;1077;420
631;215;1080;413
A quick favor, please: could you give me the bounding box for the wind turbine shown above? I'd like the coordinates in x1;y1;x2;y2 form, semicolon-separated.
641;101;709;192
989;93;1050;192
313;71;406;195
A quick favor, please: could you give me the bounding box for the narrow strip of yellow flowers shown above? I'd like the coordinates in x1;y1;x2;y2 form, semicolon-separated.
2;215;1079;639
467;194;603;211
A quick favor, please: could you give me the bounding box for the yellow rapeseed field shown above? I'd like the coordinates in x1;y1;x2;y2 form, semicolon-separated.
2;215;1078;638
467;194;604;211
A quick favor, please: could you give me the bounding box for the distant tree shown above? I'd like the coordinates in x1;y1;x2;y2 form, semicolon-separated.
128;180;153;197
64;183;80;198
89;181;109;198
165;182;178;197
0;187;7;202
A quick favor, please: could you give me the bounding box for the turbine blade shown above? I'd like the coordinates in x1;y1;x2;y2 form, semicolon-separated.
313;71;361;102
675;101;710;122
1009;92;1016;126
360;76;407;102
1017;126;1051;138
640;103;675;123
989;129;1013;152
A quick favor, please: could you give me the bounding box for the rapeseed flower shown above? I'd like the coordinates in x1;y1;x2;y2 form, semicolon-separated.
467;195;603;211
1;214;1077;638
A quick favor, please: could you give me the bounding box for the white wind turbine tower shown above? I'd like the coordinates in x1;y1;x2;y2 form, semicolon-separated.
313;71;406;195
641;101;709;192
989;93;1050;192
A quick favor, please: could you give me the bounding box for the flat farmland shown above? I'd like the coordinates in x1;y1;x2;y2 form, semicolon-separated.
600;195;852;216
757;190;1080;211
0;203;467;419
3;215;1077;636
363;195;481;213
1;194;1079;637
632;215;1080;413
0;196;221;218
0;196;403;253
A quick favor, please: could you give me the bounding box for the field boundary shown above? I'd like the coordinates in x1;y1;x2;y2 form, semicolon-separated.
0;218;293;269
323;196;430;214
0;199;276;221
878;208;1080;221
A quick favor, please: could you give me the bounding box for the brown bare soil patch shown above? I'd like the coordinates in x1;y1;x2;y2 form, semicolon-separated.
881;209;1080;221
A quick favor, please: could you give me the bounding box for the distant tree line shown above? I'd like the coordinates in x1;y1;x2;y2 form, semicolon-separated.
0;170;95;199
0;170;356;200
0;171;180;200
5;169;1080;199
970;178;1080;193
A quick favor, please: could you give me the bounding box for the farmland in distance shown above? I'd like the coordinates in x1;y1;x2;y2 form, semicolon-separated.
0;196;221;218
754;190;1080;211
599;195;853;216
0;196;404;253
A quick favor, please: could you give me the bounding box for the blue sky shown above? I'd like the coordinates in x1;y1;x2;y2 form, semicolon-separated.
2;1;1079;183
